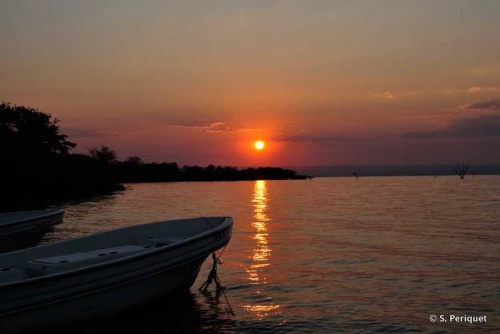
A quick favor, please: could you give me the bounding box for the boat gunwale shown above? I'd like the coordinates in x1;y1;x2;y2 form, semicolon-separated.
0;217;232;289
0;209;65;228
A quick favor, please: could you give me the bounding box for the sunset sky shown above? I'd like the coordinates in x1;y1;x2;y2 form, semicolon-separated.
2;0;500;167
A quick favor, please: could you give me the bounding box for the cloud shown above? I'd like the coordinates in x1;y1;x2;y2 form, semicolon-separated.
461;99;500;111
372;91;395;99
403;99;500;139
371;90;421;100
444;87;500;95
273;134;369;143
64;127;123;138
371;89;426;100
469;87;482;93
383;91;394;99
446;114;500;137
174;121;260;134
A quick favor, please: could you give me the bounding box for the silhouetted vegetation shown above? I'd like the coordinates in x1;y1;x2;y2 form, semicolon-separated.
114;162;308;182
88;145;117;165
1;102;309;209
0;102;76;157
1;103;123;209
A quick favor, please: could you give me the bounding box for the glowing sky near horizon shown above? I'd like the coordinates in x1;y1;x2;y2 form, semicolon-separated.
1;0;500;166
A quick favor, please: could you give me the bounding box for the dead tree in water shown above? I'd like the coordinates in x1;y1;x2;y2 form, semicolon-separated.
451;163;468;179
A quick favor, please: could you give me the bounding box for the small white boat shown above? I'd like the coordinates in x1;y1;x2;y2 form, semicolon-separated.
0;209;65;252
0;216;232;332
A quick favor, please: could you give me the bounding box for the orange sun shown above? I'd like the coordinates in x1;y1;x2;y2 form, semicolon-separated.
254;140;265;150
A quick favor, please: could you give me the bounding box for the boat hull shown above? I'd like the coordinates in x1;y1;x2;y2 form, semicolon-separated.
0;210;64;253
1;254;207;332
0;216;232;332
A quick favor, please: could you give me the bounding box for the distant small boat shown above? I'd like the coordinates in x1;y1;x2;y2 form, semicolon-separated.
0;209;64;253
0;216;233;332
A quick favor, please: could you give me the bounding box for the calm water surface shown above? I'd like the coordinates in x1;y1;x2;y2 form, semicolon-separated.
43;176;500;333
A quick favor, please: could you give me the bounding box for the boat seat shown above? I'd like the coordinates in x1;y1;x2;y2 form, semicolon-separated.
26;245;147;278
0;267;24;283
133;236;179;248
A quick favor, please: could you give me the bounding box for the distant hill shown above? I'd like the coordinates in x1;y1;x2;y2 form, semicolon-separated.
288;164;500;177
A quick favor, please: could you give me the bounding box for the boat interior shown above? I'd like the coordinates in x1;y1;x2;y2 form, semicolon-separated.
1;244;157;284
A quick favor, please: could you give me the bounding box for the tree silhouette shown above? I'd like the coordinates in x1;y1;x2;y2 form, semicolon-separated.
88;145;117;165
0;103;126;207
451;162;468;179
0;102;76;160
125;156;144;165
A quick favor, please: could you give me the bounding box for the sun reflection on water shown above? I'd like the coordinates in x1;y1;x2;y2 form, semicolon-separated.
245;180;280;319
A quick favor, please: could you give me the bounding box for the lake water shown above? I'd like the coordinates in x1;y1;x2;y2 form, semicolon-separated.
43;176;500;333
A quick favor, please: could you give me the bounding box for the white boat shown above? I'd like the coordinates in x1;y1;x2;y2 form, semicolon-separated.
0;209;65;253
0;216;233;332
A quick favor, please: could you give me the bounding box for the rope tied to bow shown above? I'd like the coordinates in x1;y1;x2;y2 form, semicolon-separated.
199;252;235;315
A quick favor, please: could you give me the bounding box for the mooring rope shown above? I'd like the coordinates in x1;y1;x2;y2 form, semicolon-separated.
199;252;235;315
217;242;228;259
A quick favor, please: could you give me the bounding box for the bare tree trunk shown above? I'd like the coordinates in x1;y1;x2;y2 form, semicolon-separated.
451;162;468;179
